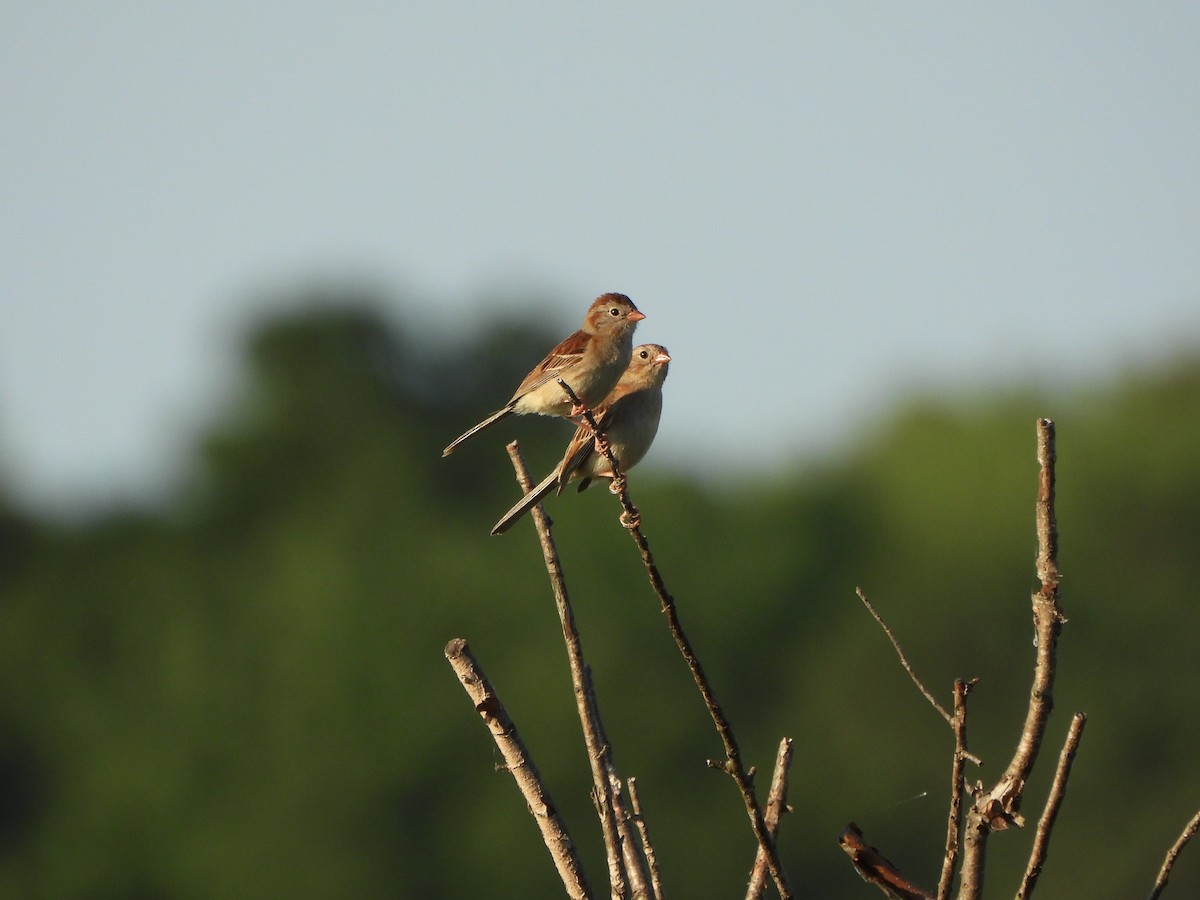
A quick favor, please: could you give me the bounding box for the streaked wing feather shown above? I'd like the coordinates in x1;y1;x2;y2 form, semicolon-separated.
510;330;590;399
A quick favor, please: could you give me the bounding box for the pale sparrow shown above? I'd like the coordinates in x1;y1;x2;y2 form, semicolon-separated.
491;344;670;534
442;293;645;457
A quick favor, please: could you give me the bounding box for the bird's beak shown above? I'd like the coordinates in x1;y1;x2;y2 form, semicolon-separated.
629;310;646;323
655;351;671;363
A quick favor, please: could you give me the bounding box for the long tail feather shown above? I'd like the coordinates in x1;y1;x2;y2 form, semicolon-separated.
491;469;560;535
442;406;514;457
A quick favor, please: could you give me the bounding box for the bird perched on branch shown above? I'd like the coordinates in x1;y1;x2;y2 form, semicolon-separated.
442;293;645;456
491;344;670;535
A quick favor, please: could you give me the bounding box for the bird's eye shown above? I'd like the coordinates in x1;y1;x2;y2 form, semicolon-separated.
638;349;649;359
609;307;621;317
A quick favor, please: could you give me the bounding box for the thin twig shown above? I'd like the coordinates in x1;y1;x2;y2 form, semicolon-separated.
856;588;952;723
937;678;975;900
619;489;791;898
627;779;665;900
1017;712;1087;899
745;738;795;900
445;638;592;900
556;379;795;899
1147;808;1200;900
854;588;984;768
506;441;651;899
960;419;1067;900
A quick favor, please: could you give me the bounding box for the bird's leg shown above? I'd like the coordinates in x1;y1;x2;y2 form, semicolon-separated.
572;402;609;452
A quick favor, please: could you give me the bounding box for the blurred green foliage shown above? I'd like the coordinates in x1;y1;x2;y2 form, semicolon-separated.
1;294;1198;898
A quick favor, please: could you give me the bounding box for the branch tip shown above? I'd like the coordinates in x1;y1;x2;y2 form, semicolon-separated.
1148;808;1200;900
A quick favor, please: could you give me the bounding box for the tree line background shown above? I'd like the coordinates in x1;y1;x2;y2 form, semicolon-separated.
1;287;1198;898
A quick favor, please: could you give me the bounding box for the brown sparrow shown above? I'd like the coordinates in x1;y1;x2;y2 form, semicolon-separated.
442;293;645;456
491;344;670;535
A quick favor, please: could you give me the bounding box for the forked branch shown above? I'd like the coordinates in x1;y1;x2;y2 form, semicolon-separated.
505;441;651;898
851;419;1082;899
937;678;976;900
558;378;794;899
746;738;796;900
959;418;1069;899
627;779;665;900
855;588;982;768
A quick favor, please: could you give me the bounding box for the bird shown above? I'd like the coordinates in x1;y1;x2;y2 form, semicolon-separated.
442;293;645;457
491;344;670;535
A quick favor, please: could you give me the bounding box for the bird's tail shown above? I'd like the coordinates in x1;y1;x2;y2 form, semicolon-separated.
442;406;514;457
491;468;560;535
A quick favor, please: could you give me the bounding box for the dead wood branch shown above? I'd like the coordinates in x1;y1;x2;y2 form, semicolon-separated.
745;738;795;900
937;678;976;900
558;378;794;899
1016;712;1086;899
856;587;951;724
505;441;652;899
445;638;592;900
627;779;665;900
959;418;1068;900
1147;808;1200;900
855;588;982;768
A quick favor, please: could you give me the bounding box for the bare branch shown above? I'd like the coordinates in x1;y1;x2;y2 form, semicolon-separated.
856;587;952;723
839;823;935;900
936;678;976;900
620;488;791;896
627;779;665;900
855;588;983;767
610;774;653;900
445;638;592;900
960;418;1067;900
505;441;651;899
746;738;795;900
1017;712;1087;899
557;379;794;899
1147;808;1200;900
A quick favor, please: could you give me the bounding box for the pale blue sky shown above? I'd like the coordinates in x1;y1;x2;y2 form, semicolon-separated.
3;3;1199;513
